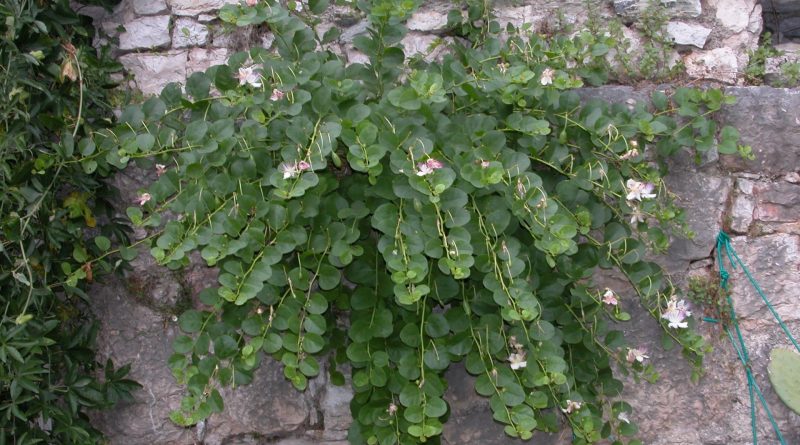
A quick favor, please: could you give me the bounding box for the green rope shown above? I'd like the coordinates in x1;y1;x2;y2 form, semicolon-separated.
715;231;800;445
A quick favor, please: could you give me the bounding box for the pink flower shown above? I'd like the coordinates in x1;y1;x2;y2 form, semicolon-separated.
155;164;167;177
620;148;639;160
270;88;285;101
515;180;526;198
416;158;444;176
280;160;311;179
625;179;656;201
602;288;618;306
480;160;491;168
136;193;151;206
246;0;257;5
661;297;692;329
238;66;262;88
626;347;649;364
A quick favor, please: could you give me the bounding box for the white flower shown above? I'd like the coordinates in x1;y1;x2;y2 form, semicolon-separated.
387;403;398;415
480;160;491;168
540;68;555;86
415;158;444;176
625;179;656;202
618;412;630;424
508;352;527;370
629;208;646;225
620;148;639;160
155;164;167;177
626;347;649;364
562;400;582;414
136;193;152;206
602;288;618;306
661;297;692;329
246;0;257;5
291;0;304;11
279;160;311;179
270;88;285;101
280;162;299;179
238;66;262;88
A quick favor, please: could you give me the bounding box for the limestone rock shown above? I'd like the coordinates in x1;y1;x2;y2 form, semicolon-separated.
613;0;701;20
683;47;739;84
407;1;452;32
753;181;800;223
88;282;197;445
200;361;314;445
442;364;570;445
172;17;209;48
132;0;167;15
730;178;755;234
119;51;187;95
719;87;800;175
711;0;759;33
666;21;711;48
168;0;237;16
665;166;732;272
118;15;171;51
187;48;229;75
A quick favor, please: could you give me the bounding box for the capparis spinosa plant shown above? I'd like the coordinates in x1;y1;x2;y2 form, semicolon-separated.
87;1;749;443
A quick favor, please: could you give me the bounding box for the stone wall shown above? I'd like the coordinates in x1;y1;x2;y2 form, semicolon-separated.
78;1;800;444
73;0;797;95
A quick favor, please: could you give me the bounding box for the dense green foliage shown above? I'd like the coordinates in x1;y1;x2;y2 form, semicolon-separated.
72;1;749;444
0;0;139;443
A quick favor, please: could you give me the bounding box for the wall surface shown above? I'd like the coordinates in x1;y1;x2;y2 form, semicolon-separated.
80;1;800;444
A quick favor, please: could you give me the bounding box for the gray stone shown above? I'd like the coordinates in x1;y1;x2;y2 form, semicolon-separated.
89;281;197;445
318;378;353;440
339;20;369;44
118;15;171;51
731;194;755;233
683;47;740;84
132;0;167;15
614;0;701;20
765;0;800;14
172;18;209;48
753;181;800;223
187;48;229;75
168;0;237;16
665;166;732;271
119;51;187;96
442;364;569;445
407;1;452;32
666;21;711;48
719;87;800;175
710;0;759;33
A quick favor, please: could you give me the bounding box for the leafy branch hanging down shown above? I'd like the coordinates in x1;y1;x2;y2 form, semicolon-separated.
86;1;748;443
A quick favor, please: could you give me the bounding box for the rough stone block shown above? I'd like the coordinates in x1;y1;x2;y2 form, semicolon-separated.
666;21;711;48
172;17;209;48
683;47;740;84
406;1;451;32
119;51;187;95
753;181;800;223
168;0;237;16
187;48;229;75
118;15;171;51
710;0;759;33
614;0;701;20
132;0;167;15
719;87;800;175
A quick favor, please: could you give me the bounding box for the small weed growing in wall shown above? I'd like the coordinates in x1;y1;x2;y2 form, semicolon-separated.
686;275;732;329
